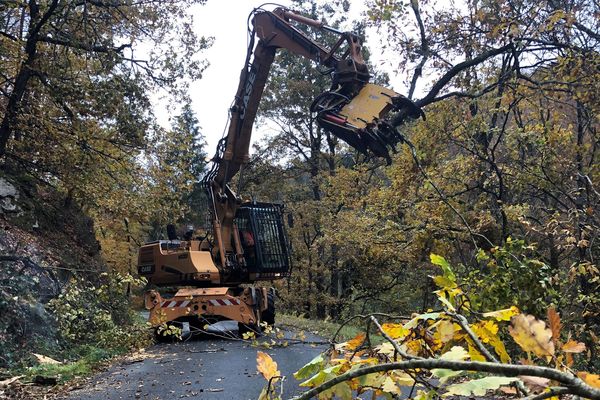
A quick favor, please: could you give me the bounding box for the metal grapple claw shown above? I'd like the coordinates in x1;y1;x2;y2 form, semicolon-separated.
315;84;424;163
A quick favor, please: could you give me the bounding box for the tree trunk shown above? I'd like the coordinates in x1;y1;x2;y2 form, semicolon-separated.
0;0;59;157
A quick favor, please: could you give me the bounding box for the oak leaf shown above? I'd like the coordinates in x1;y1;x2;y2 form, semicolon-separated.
577;372;600;389
562;340;586;353
509;314;555;357
467;340;486;362
471;320;511;363
256;351;280;382
547;307;561;345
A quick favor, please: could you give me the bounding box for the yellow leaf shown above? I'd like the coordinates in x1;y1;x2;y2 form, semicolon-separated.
381;323;409;339
562;340;586;353
577;372;600;389
359;372;386;388
547;307;561;345
433;275;457;289
483;306;519;321
467;340;486;362
382;376;402;394
435;291;456;311
257;351;280;381
434;320;456;344
391;371;415;386
405;339;422;356
472;320;499;342
489;335;511;364
440;346;469;361
472;320;511;363
375;342;396;357
509;314;555;357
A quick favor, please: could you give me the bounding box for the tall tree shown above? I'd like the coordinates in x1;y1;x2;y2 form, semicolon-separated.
0;0;210;182
247;0;399;318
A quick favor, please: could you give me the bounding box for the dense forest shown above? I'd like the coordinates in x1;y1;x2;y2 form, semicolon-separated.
1;0;599;398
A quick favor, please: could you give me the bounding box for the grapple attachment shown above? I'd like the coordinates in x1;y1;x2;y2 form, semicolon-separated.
313;84;424;164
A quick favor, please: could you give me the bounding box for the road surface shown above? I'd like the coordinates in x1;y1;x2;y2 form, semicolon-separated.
63;322;328;400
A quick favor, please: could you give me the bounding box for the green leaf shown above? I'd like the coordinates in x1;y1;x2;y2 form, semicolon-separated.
431;368;464;383
293;354;324;380
299;364;342;387
444;377;519;396
430;254;456;282
328;382;353;400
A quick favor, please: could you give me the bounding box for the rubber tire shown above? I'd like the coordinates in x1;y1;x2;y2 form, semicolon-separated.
261;291;275;326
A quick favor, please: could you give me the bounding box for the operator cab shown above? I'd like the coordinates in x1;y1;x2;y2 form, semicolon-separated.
235;202;290;279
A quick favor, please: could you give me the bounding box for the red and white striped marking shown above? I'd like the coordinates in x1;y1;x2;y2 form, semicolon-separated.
208;298;241;306
161;300;191;308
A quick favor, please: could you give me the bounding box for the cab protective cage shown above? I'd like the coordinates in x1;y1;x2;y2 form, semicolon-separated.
235;202;291;277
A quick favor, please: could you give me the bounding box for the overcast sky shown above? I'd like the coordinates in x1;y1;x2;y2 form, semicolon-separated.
163;0;406;154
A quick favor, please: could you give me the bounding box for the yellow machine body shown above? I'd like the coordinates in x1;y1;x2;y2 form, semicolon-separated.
339;84;399;129
138;240;222;286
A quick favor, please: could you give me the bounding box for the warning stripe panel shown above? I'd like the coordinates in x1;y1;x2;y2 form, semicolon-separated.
208;299;241;306
160;298;242;308
161;300;191;308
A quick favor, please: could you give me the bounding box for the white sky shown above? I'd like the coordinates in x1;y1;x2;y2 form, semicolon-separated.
157;0;406;154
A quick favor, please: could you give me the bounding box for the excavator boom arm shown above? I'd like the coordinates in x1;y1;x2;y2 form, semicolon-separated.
204;6;422;274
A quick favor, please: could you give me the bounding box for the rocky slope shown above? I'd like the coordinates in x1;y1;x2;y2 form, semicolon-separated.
0;173;103;369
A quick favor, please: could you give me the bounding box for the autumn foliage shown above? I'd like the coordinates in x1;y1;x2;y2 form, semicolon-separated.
257;255;600;399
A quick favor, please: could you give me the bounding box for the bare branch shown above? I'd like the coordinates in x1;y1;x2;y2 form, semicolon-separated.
416;43;513;108
448;312;498;363
39;36;132;53
370;315;422;360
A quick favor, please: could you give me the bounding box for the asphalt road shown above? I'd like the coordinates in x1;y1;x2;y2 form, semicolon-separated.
63;322;328;400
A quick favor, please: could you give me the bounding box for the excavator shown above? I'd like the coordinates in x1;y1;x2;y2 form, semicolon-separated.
137;5;423;337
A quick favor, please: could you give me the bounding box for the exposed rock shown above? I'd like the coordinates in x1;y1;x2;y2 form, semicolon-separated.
0;178;20;214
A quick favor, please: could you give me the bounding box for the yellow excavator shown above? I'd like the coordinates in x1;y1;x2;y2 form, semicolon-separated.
137;5;423;337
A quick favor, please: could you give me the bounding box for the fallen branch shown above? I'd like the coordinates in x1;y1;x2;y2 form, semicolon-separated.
290;359;600;400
